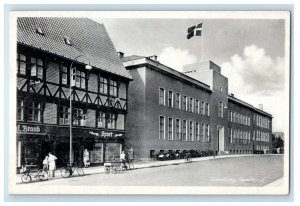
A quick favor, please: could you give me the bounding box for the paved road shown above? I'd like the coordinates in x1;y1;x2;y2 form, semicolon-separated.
35;155;283;187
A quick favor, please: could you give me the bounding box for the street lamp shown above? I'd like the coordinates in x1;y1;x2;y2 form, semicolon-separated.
69;54;92;173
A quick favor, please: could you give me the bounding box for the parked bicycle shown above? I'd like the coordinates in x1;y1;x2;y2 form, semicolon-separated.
184;153;192;163
104;159;134;174
60;162;84;178
21;163;49;183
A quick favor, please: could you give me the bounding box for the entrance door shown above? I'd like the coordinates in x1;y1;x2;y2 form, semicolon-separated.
217;126;225;151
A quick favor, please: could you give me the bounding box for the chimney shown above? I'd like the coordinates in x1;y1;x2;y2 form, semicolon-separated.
148;55;158;61
258;104;263;110
117;51;124;59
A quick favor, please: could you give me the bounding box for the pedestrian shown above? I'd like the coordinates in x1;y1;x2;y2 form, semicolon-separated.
128;146;134;162
48;152;57;177
42;155;49;171
120;151;126;167
83;149;90;168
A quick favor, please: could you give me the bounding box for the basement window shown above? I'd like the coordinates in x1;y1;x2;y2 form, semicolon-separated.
36;26;44;35
64;36;72;46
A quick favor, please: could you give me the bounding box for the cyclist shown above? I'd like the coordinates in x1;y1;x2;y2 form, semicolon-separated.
120;151;127;169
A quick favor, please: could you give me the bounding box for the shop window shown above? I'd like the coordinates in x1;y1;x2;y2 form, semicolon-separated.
17;100;24;121
99;76;108;94
107;113;116;129
110;80;118;97
28;102;42;122
59;105;69;125
17;53;27;75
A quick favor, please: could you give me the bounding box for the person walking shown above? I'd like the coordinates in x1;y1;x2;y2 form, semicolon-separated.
42;155;49;171
83;149;90;168
128;146;134;162
48;152;57;177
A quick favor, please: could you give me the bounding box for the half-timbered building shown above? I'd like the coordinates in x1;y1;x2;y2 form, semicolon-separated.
16;17;132;170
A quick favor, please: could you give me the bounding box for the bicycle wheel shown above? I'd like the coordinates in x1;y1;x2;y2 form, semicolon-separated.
21;174;31;183
60;167;71;178
112;165;119;174
37;169;48;181
105;166;110;174
128;161;134;170
77;167;84;176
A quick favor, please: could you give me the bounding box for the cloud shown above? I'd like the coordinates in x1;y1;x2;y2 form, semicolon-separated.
221;44;286;96
158;46;197;72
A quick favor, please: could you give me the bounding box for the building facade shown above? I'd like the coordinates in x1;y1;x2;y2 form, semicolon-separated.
16;18;132;170
122;56;272;159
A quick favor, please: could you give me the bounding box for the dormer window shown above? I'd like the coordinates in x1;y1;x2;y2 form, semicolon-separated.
64;36;72;46
36;26;44;35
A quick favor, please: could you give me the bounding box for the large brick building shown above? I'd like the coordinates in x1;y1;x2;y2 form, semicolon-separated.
16;17;132;170
122;55;272;159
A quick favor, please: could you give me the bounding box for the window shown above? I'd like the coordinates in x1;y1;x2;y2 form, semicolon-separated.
175;119;181;140
110;80;118;96
168;118;173;140
159;88;165;105
30;57;43;79
73;108;86;126
64;36;72;45
182;96;188;111
200;101;205;115
159;116;165;139
17;100;24;120
168;91;174;107
75;69;86;89
17;53;26;75
195;100;199;114
59;106;69;125
206;124;210;142
189;97;194;112
201;123;205;142
206;103;210;116
196;122;200;141
219;86;223;92
99;76;108;94
189;121;194;141
182;120;187;141
175;93;181;109
61;66;69;85
28;102;42;122
107;113;116;129
230;129;233;143
97;111;106;128
218;101;223;117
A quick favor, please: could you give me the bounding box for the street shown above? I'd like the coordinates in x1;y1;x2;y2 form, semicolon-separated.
33;155;283;187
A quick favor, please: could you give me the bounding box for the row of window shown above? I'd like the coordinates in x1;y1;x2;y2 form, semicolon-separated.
254;114;271;129
159;88;210;116
17;53;120;97
229;129;251;144
17;100;124;129
228;110;251;126
159;116;210;142
255;145;270;152
253;130;270;142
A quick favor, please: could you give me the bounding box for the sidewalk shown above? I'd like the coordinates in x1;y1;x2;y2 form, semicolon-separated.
16;154;271;184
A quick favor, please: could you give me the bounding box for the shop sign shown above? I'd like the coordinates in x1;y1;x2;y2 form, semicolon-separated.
17;124;45;134
89;130;124;138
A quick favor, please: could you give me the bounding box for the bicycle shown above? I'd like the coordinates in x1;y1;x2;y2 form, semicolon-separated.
184;154;192;163
21;164;49;183
104;159;134;174
60;162;84;178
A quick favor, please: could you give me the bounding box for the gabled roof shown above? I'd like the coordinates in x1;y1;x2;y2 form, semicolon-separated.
17;17;132;80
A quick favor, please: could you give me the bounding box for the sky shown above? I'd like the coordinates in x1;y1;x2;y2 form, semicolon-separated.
94;17;288;133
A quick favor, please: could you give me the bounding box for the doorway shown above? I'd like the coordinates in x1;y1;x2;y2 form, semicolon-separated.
217;126;225;152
